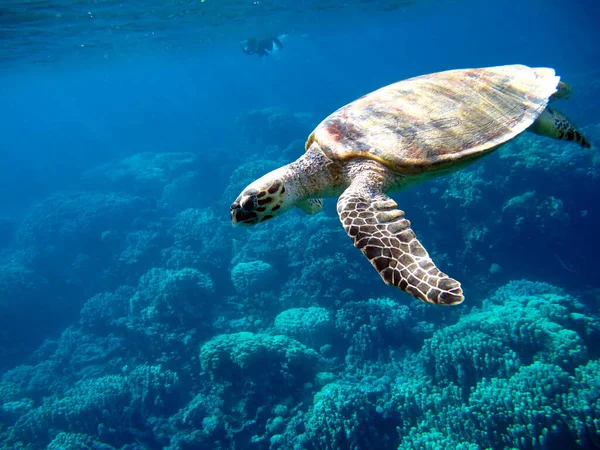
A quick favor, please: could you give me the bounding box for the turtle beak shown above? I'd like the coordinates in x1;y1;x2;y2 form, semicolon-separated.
230;201;258;226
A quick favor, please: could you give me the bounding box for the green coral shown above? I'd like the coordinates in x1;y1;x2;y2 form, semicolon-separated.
390;357;600;449
82;152;201;197
563;358;600;447
230;260;276;295
6;364;179;447
299;377;394;449
467;362;570;447
47;432;116;449
273;307;335;349
129;267;214;326
441;165;490;208
200;332;322;383
422;290;588;389
335;298;423;362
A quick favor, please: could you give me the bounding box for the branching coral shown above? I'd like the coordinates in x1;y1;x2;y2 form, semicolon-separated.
296;377;396;449
5;365;179;448
422;287;588;390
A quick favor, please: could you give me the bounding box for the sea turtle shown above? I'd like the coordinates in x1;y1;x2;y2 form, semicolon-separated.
230;64;592;306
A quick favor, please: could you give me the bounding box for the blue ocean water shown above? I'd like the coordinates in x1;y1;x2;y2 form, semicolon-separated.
1;0;600;448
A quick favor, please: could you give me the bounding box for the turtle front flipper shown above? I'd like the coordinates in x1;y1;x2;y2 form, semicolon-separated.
529;107;592;149
337;178;464;305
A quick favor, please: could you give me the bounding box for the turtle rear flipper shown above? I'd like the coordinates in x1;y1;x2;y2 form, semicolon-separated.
530;107;592;149
549;81;572;102
337;171;464;305
296;198;323;214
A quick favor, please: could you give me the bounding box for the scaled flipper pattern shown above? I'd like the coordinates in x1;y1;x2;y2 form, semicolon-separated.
530;107;591;149
337;183;464;305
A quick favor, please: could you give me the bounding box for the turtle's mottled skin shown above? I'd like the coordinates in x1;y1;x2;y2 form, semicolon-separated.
230;65;592;305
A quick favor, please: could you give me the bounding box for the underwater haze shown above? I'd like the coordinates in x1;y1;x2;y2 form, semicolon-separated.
1;0;600;448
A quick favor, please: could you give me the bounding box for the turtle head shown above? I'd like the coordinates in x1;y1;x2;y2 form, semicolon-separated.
230;171;291;226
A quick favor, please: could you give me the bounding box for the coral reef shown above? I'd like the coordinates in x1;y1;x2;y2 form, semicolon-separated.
82;152;202;198
235;107;315;150
200;332;322;384
273;307;335;350
1;108;599;449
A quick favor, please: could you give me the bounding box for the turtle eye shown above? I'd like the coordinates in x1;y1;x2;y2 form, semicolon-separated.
240;195;257;211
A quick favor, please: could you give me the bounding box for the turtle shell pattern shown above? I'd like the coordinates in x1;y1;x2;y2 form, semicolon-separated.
306;65;560;174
